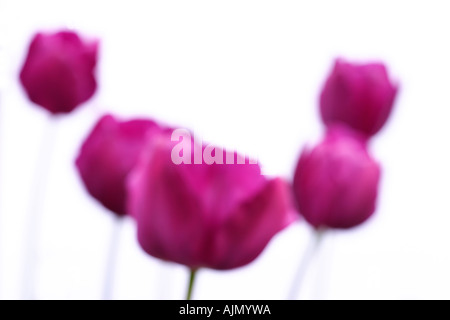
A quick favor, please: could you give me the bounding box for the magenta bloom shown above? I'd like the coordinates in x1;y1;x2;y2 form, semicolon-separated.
20;30;98;114
76;114;165;216
293;125;381;229
320;59;398;137
128;132;297;270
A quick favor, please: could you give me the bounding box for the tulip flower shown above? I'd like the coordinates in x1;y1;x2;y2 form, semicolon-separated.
19;29;99;299
320;59;398;137
293;125;381;229
76;114;166;216
288;125;381;299
75;114;169;300
20;30;98;114
128;130;297;298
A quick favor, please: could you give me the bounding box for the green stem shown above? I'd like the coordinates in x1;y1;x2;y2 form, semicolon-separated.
186;269;198;300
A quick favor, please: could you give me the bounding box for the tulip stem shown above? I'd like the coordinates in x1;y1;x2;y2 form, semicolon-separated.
22;117;59;300
288;229;325;300
186;269;198;300
102;215;123;300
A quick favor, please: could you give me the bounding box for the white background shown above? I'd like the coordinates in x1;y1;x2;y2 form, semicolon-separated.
0;0;449;300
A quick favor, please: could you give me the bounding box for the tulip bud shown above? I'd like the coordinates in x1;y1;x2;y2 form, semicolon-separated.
76;114;165;216
320;59;398;137
20;30;98;114
127;132;297;270
293;125;381;229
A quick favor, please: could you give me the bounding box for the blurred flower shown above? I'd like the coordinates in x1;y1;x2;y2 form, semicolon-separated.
320;59;398;137
20;30;98;114
76;114;166;216
128;132;297;270
293;125;381;229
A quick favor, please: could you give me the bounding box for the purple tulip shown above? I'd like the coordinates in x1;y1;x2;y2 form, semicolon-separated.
20;30;98;114
293;125;381;229
320;59;398;137
76;114;166;216
127;131;297;270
